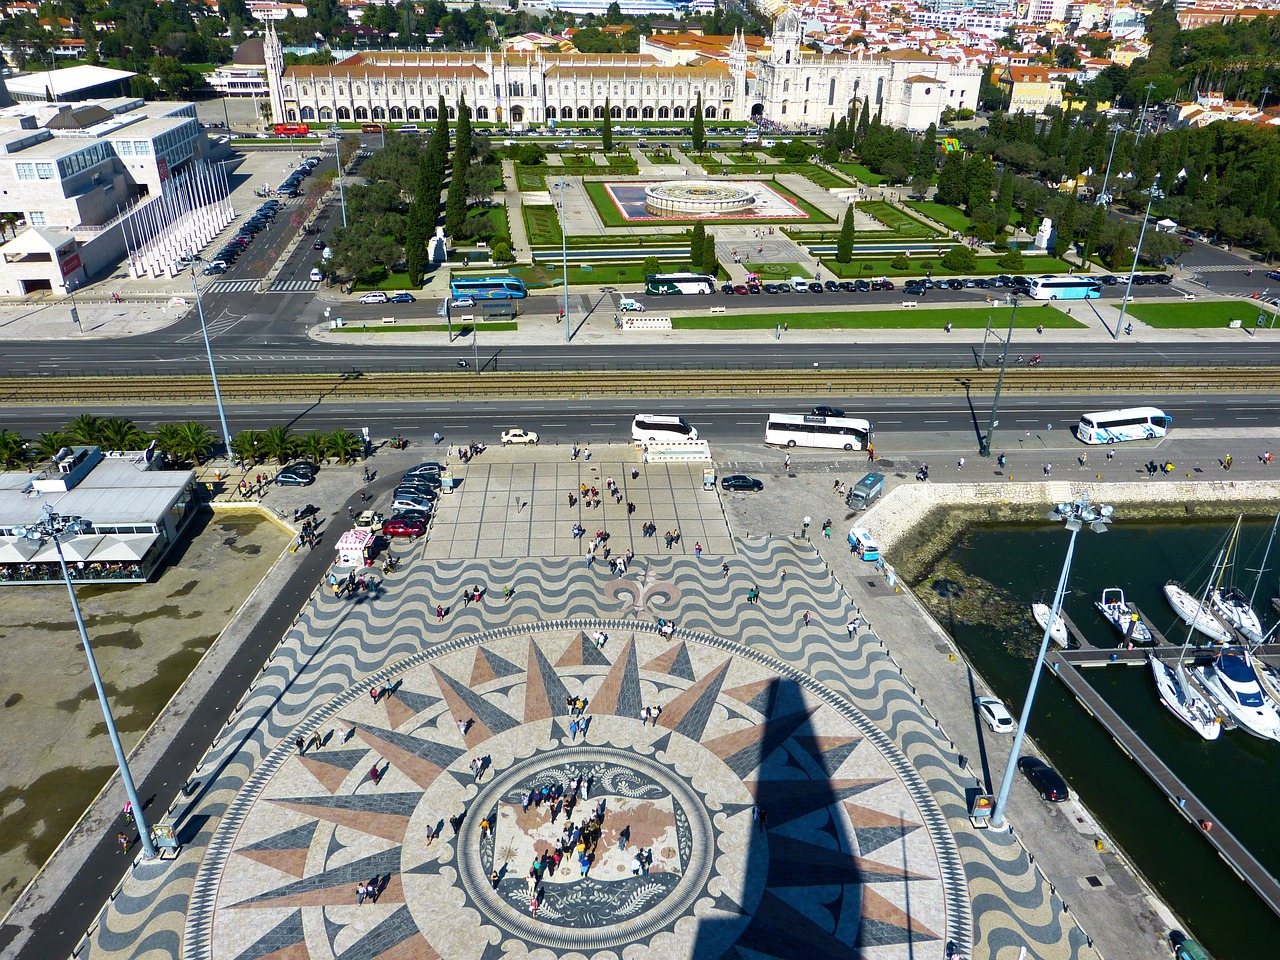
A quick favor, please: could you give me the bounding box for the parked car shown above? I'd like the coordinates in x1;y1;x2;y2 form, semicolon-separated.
390;293;416;303
845;472;885;510
391;508;432;524
1018;756;1070;801
838;281;857;292
879;280;895;291
811;405;845;417
721;283;735;294
975;696;1016;734
450;297;476;308
763;283;779;294
405;461;445;476
854;280;870;292
501;428;539;445
974;278;992;288
776;282;792;293
747;283;762;294
359;291;389;304
733;284;749;295
285;461;319;477
721;474;764;492
825;280;840;292
354;510;384;534
391;495;434;512
203;261;227;275
848;526;880;561
383;517;427;538
807;282;823;293
1153;273;1172;284
275;469;315;487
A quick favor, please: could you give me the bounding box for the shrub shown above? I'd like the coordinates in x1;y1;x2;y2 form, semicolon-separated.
941;245;977;271
993;233;1010;251
997;249;1024;270
642;255;660;276
891;253;911;270
972;222;997;243
491;240;513;262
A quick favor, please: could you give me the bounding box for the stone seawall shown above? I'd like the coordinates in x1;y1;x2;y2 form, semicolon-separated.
864;479;1280;583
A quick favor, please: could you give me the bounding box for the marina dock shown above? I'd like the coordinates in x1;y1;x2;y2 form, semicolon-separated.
1048;649;1280;920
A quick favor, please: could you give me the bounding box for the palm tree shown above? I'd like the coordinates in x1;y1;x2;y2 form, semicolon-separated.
32;430;67;462
98;417;147;452
297;430;328;465
0;428;27;467
260;425;296;465
64;414;104;445
231;429;265;468
325;429;363;465
159;421;215;466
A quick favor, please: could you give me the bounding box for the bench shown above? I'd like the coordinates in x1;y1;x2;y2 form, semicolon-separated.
709;306;726;314
1183;293;1197;301
901;300;918;308
382;316;396;324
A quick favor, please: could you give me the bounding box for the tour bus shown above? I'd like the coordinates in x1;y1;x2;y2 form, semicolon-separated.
398;124;421;135
632;415;699;443
449;276;529;300
644;273;717;295
1026;276;1102;300
360;122;384;134
1077;407;1172;444
273;123;310;136
765;413;871;451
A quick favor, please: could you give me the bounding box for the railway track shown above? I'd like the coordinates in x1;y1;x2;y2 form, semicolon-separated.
1;367;1276;404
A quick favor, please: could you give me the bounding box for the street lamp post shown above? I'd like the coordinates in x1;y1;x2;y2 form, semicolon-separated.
990;497;1114;830
62;280;82;333
330;127;348;228
189;260;234;458
1114;173;1164;340
1135;82;1156;145
18;506;157;858
1096;127;1120;207
1260;86;1272;113
553;179;570;344
979;296;1019;457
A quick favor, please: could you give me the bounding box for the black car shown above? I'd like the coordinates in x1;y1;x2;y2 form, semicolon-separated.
721;474;764;492
286;461;319;477
812;405;846;417
946;278;964;290
394;484;439;501
721;283;735;294
903;282;926;295
313;239;326;250
391;508;432;524
853;279;870;292
824;280;840;291
747;283;762;294
1154;273;1172;284
1133;274;1152;285
1096;274;1118;285
400;471;442;488
275;469;315;487
838;281;857;292
870;279;884;291
993;275;1012;287
974;278;992;288
807;282;823;293
776;282;792;293
763;283;779;294
406;461;445;476
1017;757;1069;802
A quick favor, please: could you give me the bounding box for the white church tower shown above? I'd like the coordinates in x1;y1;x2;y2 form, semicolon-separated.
729;29;748;120
771;8;803;66
264;23;286;125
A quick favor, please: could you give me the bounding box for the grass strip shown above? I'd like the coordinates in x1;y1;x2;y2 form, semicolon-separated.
671;305;1084;330
1125;300;1274;328
333;322;519;334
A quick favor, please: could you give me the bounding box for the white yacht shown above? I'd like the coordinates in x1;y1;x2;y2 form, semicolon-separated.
1163;582;1234;645
1211;585;1263;644
1095;588;1153;644
1196;647;1280;742
1031;602;1067;647
1149;655;1222;740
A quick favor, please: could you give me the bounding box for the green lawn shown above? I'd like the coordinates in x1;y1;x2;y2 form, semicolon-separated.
820;255;1076;278
743;261;801;279
906;201;971;233
515;164;547;191
463;205;510;243
1125;300;1275;329
834;162;885;186
857;201;940;239
672;306;1084;330
797;164;855;190
582;179;832;226
522;205;563;245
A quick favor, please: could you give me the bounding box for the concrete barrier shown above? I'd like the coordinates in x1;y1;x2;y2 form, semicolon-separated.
901;300;918;308
623;316;673;330
640;440;713;463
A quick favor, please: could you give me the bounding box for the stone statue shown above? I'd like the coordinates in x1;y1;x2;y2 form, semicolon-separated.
1034;217;1055;251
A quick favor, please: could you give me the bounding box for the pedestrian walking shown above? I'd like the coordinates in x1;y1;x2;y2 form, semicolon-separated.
437;604;445;621
309;730;323;752
356;882;367;905
803;610;812;626
369;763;382;786
458;718;469;736
480;818;492;839
296;736;306;755
867;442;875;462
491;869;501;889
694;542;702;558
722;561;730;579
1043;463;1052;476
784;453;791;470
957;457;965;470
847;618;860;638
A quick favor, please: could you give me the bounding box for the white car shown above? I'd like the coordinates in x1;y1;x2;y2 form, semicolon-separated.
450;297;476;308
359;291;389;304
975;696;1016;734
501;428;539;445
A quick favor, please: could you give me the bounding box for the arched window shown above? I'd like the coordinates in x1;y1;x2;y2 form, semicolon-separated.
782;80;790;94
780;101;788;115
337;85;346;95
626;106;637;119
661;85;669;96
287;109;298;121
425;105;438;119
511;105;524;122
284;84;294;97
476;105;489;119
546;106;558;120
477;85;485;96
642;105;654;119
673;106;685;119
427;86;433;96
593;105;605;119
372;106;385;119
389;106;403;120
578;105;590;119
724;84;731;97
448;107;456;119
805;78;810;93
300;106;316;120
564;84;571;95
803;100;808;115
785;50;792;64
407;106;421;119
658;106;670;118
300;85;310;96
355;106;368;120
319;106;332;121
828;78;836;106
406;84;415;95
337;106;351;120
355;84;364;95
390;85;398;95
705;105;717;118
629;85;636;95
645;85;652;96
319;84;328;96
610;105;621;118
676;85;684;96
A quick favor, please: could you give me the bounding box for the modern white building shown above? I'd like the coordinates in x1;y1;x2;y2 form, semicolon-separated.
267;11;981;133
4;65;135;103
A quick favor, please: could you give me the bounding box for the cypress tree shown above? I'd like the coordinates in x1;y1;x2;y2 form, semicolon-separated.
1081;204;1105;266
856;96;870;143
935;150;967;206
690;222;705;269
701;230;718;274
602;98;613;151
445;98;472;238
993;167;1015;228
911;122;937;194
835;203;856;264
406;149;435;285
691;94;705;151
834;116;849;153
964;154;995;215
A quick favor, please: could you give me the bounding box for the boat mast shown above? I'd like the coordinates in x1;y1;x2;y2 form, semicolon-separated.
1248;510;1279;610
1179;547;1228;664
1213;515;1243;594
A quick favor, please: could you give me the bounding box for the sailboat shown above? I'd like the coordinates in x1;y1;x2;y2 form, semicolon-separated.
1149;655;1222;740
1208;516;1265;644
1195;646;1280;742
1095;588;1153;644
1163;581;1234;644
1031;602;1067;646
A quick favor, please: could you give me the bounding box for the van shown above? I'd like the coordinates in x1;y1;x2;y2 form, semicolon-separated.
743;134;760;145
846;472;885;510
789;275;811;291
637;138;648;148
848;526;880;562
309;267;323;282
618;298;645;312
761;138;776;148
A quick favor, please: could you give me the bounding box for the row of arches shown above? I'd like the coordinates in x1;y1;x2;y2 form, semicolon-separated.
291;104;515;123
544;104;719;121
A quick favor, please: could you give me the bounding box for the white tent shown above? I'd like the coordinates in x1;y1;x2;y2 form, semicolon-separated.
1156;218;1178;232
0;538;40;563
87;534;155;563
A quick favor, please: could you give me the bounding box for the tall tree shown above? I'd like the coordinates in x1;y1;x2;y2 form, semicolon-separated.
835;203;857;263
690;222;706;269
935;150;967;206
701;230;718;275
911;122;937;196
602;98;613;151
964;154;996;216
855;96;870;143
691;93;705;151
993;168;1015;228
406;150;435;285
1054;200;1078;259
445;97;473;237
1081;204;1104;266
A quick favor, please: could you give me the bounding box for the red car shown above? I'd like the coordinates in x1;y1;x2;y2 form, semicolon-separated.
733;284;749;295
382;518;426;538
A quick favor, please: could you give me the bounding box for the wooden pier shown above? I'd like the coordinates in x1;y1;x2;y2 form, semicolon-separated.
1048;650;1280;919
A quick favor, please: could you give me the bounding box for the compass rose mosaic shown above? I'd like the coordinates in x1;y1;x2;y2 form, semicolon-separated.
193;625;960;960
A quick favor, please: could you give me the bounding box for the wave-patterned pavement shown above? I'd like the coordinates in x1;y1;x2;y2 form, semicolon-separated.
81;536;1082;960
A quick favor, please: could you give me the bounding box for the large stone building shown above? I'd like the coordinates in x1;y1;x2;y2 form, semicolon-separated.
266;10;981;134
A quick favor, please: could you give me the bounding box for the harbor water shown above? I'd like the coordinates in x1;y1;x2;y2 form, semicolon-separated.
917;516;1280;960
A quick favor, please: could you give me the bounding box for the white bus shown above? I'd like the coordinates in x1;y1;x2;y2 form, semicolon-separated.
765;413;871;450
1026;276;1102;300
632;415;699;443
645;273;716;295
1077;407;1172;444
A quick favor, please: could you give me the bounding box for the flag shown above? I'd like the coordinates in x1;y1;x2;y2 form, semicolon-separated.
1082;166;1093;176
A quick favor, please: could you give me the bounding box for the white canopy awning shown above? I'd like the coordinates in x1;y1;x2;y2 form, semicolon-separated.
0;538;40;563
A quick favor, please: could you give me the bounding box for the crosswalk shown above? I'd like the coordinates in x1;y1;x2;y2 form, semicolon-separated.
202;278;320;294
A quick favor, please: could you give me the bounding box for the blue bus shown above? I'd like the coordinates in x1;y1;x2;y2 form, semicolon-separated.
449;276;528;300
1026;276;1101;300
